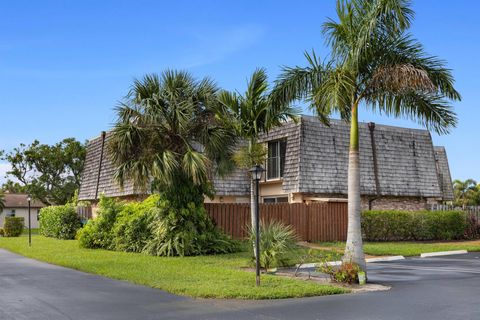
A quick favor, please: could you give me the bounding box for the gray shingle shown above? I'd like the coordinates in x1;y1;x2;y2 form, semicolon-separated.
434;146;454;200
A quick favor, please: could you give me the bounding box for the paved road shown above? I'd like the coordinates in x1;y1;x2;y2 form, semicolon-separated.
1;249;480;320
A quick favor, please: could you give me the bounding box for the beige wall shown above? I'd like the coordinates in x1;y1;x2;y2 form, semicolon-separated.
0;207;41;229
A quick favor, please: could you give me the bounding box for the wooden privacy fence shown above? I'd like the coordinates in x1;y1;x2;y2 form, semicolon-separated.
76;206;93;221
205;202;348;242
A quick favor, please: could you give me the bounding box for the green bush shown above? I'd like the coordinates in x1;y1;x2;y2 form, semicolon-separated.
77;196;124;249
0;228;4;237
113;196;158;252
39;205;81;240
248;220;298;269
362;210;468;241
144;199;238;257
3;217;25;237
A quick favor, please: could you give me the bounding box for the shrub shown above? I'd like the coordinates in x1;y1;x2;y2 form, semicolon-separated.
113;196;158;252
39;205;81;240
3;217;25;237
0;228;4;237
144;198;238;257
362;210;468;241
248;220;298;269
464;214;480;239
77;196;124;249
320;262;361;284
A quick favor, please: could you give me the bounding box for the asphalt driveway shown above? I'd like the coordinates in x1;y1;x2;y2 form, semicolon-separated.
1;249;480;320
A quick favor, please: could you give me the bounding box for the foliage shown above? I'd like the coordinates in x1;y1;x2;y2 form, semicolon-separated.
1;138;86;205
0;228;4;236
3;217;24;237
77;196;124;250
362;210;468;241
113;196;158;252
1;180;27;193
248;220;299;269
0;236;347;299
217;68;299;170
453;179;480;206
108;70;236;195
39;205;81;240
144;197;238;257
464;214;480;240
320;262;361;284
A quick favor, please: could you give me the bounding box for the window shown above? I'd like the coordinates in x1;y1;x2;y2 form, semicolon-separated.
263;196;289;204
7;210;15;217
267;140;286;180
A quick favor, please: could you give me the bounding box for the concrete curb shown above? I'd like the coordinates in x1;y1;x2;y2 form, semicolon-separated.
295;256;405;269
420;250;468;258
366;256;405;263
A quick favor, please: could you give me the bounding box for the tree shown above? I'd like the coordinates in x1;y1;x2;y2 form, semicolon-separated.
453;179;479;206
216;68;299;232
108;71;235;207
0;190;4;212
1;138;86;205
273;0;459;271
1;180;27;193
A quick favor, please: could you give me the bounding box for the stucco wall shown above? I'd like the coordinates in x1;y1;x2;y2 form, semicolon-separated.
0;208;41;229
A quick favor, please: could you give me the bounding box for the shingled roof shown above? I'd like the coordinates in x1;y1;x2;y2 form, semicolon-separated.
78;132;143;201
78;115;454;201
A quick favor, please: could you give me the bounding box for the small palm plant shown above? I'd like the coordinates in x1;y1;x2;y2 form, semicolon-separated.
248;220;298;270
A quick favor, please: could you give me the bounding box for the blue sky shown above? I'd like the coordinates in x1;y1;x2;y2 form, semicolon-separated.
0;0;478;183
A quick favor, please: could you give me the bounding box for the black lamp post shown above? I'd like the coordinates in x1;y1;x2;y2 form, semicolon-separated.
27;195;31;247
249;164;264;286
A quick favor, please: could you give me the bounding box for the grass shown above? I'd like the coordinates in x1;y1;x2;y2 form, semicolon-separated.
0;235;346;299
22;228;39;235
317;240;480;257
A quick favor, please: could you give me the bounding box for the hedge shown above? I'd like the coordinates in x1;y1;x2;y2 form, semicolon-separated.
362;210;468;241
3;217;25;237
39;205;81;240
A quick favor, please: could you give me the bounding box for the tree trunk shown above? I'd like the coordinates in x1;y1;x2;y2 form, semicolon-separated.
343;102;366;272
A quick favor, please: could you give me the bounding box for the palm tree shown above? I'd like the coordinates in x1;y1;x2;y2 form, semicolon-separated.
108;70;236;206
453;179;478;206
217;68;299;232
0;190;5;212
273;0;460;271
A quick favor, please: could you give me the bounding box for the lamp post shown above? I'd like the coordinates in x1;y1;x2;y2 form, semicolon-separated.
249;164;264;286
27;195;31;247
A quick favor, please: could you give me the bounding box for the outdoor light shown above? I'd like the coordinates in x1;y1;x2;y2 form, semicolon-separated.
249;165;264;286
27;195;32;247
249;164;264;181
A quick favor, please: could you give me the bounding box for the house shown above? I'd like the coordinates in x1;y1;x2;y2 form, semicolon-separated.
0;193;46;229
78;115;454;211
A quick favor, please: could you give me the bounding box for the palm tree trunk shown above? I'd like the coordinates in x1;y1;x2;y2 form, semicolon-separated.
344;102;366;272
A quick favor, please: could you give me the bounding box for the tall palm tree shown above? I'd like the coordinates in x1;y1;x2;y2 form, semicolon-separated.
453;179;478;206
109;71;236;206
273;0;460;271
217;68;299;232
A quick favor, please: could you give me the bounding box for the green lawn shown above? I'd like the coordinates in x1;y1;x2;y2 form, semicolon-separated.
317;240;480;257
22;228;39;235
0;236;346;299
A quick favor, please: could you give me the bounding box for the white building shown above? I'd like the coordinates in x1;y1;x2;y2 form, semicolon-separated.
0;193;46;229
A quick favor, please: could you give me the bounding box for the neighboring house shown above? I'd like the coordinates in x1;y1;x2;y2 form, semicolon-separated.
78;115;454;211
0;193;46;229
